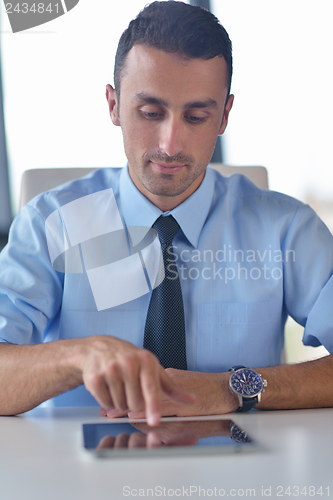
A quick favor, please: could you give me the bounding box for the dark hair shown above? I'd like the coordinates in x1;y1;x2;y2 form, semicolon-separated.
114;1;232;99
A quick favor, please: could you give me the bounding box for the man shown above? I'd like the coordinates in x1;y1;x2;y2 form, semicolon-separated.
0;1;332;425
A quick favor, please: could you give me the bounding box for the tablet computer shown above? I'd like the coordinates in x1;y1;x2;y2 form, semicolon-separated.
82;417;257;458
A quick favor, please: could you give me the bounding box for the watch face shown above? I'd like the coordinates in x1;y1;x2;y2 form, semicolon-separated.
230;368;263;397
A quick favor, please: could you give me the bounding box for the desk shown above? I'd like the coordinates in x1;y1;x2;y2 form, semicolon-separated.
1;407;332;500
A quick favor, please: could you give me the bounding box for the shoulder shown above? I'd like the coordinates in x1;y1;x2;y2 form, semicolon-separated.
208;168;331;240
210;167;305;215
28;167;123;220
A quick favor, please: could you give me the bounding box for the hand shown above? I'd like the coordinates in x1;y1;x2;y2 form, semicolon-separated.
101;369;238;420
134;369;239;418
76;336;195;426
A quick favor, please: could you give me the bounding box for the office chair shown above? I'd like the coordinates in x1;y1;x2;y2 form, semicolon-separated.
19;164;268;209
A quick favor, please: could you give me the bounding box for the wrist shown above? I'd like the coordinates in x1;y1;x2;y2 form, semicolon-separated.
217;372;240;414
59;337;89;384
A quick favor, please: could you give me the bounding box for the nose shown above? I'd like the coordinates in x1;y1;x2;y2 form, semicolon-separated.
158;116;184;158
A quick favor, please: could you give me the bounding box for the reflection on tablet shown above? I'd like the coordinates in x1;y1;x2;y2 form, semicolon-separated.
82;419;256;457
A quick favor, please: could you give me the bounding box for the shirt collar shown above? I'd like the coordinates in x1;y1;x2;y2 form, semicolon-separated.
119;165;216;248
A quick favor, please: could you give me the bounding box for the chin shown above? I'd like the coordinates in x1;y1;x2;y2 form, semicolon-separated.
146;185;185;198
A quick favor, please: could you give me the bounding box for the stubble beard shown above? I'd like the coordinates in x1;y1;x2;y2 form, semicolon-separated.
138;151;203;198
137;161;205;197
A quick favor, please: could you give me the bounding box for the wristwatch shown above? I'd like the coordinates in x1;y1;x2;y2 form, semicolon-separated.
229;365;267;412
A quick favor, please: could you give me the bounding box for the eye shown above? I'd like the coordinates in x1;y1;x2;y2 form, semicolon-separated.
142;111;162;119
140;105;164;119
185;115;206;124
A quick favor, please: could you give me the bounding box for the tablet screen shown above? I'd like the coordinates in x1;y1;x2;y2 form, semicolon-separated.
82;418;256;458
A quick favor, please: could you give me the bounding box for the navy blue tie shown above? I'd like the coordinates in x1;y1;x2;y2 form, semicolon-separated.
144;215;187;370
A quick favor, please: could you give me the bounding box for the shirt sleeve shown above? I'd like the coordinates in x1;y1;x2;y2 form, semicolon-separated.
282;203;333;352
0;203;64;345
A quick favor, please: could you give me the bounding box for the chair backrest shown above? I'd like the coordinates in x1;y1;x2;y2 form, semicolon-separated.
19;167;97;209
209;163;268;189
19;164;268;209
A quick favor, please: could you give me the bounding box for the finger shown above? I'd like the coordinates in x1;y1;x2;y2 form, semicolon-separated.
127;410;146;419
105;364;128;411
120;358;146;413
84;373;114;410
106;409;129;418
140;359;164;426
100;407;124;417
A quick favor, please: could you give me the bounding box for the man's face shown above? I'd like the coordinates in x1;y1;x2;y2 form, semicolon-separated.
107;44;233;211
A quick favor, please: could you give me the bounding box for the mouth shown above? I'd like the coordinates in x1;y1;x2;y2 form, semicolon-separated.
150;161;186;174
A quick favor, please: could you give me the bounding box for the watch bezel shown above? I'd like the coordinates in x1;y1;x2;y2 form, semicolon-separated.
229;367;264;399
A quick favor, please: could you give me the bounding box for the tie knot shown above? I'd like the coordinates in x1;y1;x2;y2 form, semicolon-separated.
153;215;180;246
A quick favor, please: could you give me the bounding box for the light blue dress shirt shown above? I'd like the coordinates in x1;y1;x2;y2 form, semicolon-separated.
0;166;332;406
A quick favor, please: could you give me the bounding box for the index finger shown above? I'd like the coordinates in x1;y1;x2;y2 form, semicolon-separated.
140;362;196;426
139;360;164;426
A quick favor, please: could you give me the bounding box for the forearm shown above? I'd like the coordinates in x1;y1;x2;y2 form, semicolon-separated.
257;353;333;410
0;336;194;424
140;354;333;420
0;340;83;415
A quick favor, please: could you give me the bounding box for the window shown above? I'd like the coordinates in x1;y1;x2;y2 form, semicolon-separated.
212;0;333;212
1;0;188;211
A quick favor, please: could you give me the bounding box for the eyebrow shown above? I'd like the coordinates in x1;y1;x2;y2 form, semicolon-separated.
134;93;168;107
134;93;218;110
185;99;217;109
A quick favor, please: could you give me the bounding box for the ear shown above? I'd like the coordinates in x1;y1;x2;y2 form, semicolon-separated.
218;94;234;136
106;84;121;126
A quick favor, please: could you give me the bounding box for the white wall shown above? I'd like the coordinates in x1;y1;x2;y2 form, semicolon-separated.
1;0;186;212
212;0;333;202
2;0;332;212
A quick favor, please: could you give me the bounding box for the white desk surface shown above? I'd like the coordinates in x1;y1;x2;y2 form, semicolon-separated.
1;406;332;500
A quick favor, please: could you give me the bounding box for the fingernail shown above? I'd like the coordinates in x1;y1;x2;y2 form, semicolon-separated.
100;408;107;416
106;409;120;417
